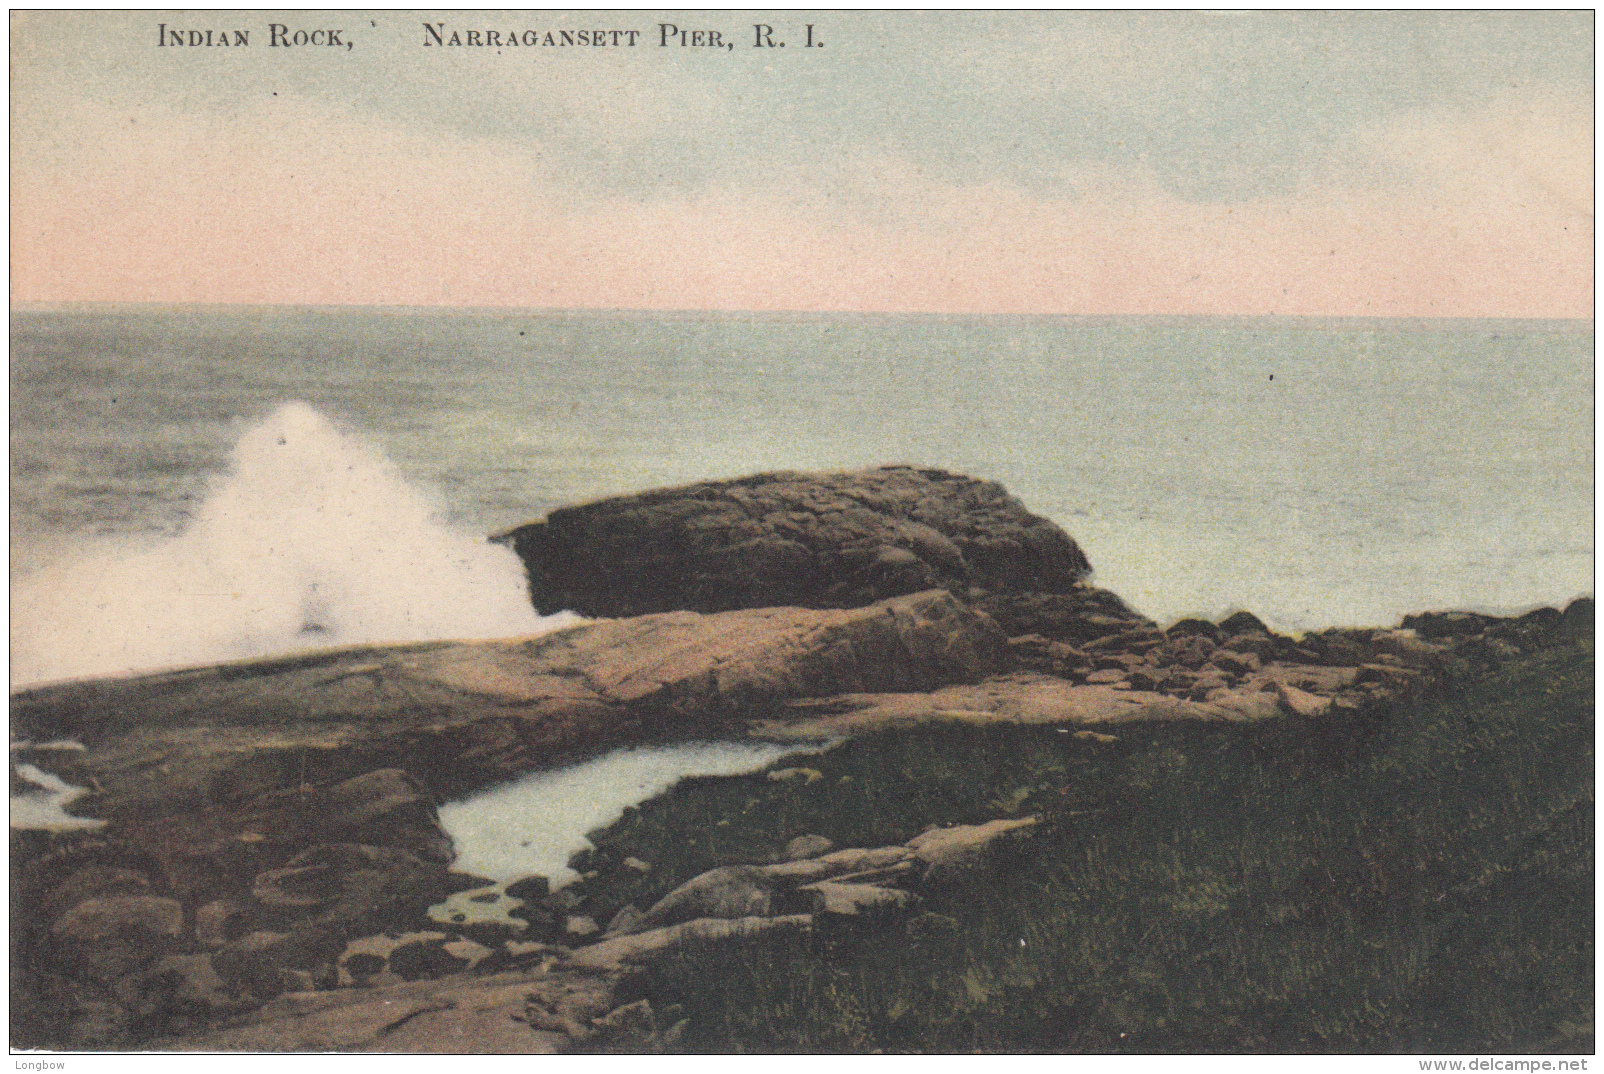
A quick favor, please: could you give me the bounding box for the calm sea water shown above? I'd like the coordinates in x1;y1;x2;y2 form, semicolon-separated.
10;305;1593;687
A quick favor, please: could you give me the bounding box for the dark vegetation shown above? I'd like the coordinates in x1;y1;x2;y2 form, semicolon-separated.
567;626;1594;1053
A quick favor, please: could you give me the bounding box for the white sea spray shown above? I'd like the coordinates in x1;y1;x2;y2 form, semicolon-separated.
10;402;575;687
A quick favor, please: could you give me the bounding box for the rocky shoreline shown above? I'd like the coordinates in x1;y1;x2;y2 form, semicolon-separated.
10;466;1592;1051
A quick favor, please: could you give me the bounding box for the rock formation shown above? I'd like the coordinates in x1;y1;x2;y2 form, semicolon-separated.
11;589;1005;823
10;462;1592;1052
496;466;1101;615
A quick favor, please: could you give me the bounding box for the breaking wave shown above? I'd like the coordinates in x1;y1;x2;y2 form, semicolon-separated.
11;402;575;687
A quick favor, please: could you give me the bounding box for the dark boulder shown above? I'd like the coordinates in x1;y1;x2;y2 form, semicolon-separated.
1209;649;1262;677
116;951;280;1026
1562;596;1593;627
1518;606;1564;630
1299;629;1374;667
1166;618;1223;642
1558;597;1594;640
1217;611;1270;637
50;895;185;982
1399;610;1500;639
1006;634;1092;677
783;835;836;862
1147;635;1216;670
968;586;1156;644
386;935;476;981
639;865;778;929
505;875;552;902
224;768;456;868
250;843;454;939
1220;633;1278;662
43;865;155;927
194;899;252;947
212;923;342;982
495;466;1093;618
1082;625;1167;654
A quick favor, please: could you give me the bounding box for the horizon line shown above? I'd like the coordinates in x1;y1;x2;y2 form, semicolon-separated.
10;300;1594;328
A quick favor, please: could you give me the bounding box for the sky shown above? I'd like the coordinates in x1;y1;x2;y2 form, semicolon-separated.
10;9;1595;317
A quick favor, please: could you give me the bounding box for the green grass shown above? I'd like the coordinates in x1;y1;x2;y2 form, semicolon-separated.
568;635;1594;1053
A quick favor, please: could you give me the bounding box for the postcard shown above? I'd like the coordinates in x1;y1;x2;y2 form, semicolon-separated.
9;9;1593;1059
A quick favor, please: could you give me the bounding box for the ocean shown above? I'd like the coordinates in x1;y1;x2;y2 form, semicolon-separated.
10;305;1593;688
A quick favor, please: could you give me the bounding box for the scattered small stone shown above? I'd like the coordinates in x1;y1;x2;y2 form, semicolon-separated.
1165;618;1222;642
441;937;494;972
389;935;474;980
803;881;919;918
593;998;657;1037
1276;683;1333;719
505;875;551;901
1127;669;1160;691
194;899;249;947
768;767;824;784
783;835;836;862
44;867;153;926
1400;610;1498;638
906;816;1039;879
52;895;185;981
1209;650;1261;676
1355;663;1423;687
565;915;600;940
1221;633;1277;661
278;968;319;993
1217;611;1269;636
604;905;647;937
503;939;559;965
905;911;961;939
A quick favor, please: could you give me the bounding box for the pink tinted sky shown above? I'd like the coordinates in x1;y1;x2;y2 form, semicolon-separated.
10;10;1594;318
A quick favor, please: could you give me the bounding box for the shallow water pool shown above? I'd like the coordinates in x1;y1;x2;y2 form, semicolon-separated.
436;741;812;886
10;758;106;831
